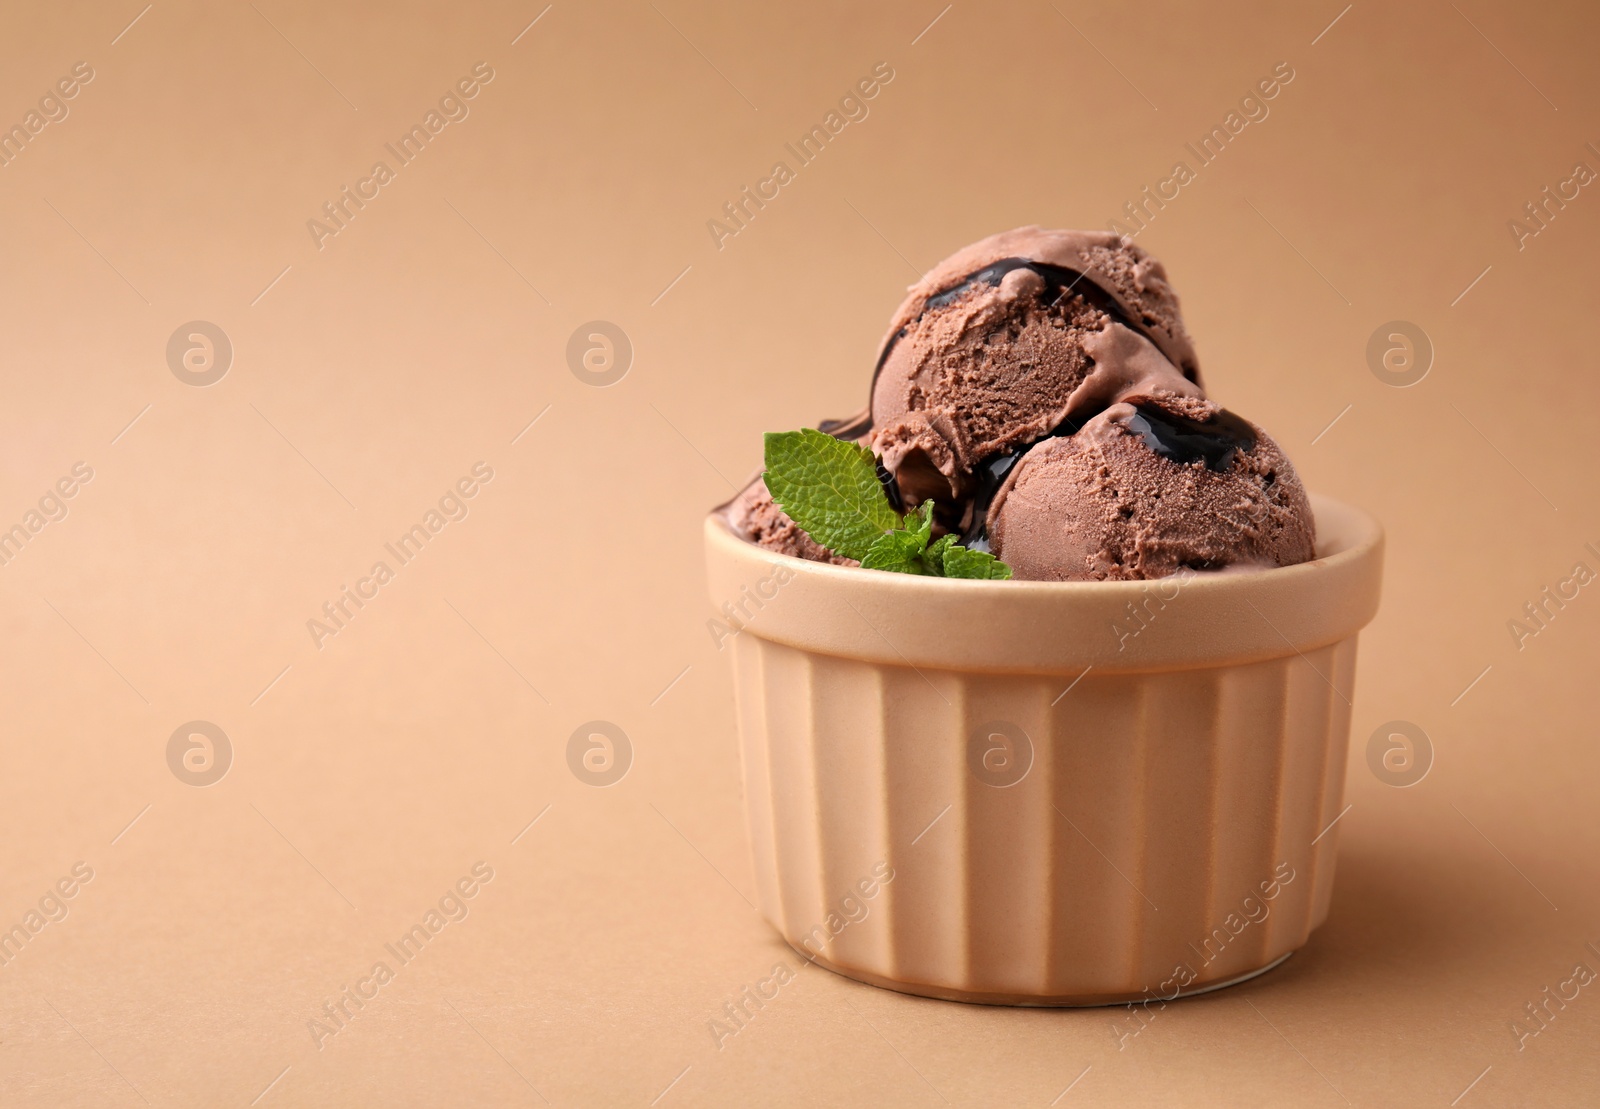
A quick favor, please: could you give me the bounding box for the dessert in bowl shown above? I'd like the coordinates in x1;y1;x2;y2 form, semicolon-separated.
706;228;1382;1004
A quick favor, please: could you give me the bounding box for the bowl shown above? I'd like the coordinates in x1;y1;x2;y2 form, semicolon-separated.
704;494;1383;1005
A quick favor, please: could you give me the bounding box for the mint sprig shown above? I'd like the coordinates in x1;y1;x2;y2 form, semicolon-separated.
762;429;1013;579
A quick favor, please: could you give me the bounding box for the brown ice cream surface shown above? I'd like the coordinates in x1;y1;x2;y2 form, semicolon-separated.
869;228;1201;493
988;396;1315;581
873;226;1201;384
725;479;859;567
726;226;1317;580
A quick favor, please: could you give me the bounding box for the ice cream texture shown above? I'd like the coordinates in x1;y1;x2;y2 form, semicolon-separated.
728;226;1315;581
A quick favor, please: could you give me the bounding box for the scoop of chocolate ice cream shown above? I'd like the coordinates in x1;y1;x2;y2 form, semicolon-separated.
869;227;1202;497
722;226;1317;582
987;396;1315;581
725;474;859;566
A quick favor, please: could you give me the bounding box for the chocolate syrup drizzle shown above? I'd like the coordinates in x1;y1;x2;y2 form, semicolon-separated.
874;458;906;514
960;401;1254;546
817;412;872;439
1124;403;1254;471
871;257;1187;391
812;257;1224;547
960;410;1086;548
826;255;1179;449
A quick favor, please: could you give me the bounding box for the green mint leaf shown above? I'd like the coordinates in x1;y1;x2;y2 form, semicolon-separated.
941;541;1014;580
863;501;938;572
904;499;934;546
760;429;1016;580
920;532;956;575
763;429;902;561
862;500;934;573
861;528;931;573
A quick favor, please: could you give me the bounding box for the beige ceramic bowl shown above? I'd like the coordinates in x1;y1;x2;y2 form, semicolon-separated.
704;494;1383;1006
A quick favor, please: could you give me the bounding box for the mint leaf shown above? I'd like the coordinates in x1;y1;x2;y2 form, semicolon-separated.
861;528;930;573
760;428;1016;579
763;429;901;561
904;499;934;547
941;541;1014;580
861;501;935;573
920;533;956;575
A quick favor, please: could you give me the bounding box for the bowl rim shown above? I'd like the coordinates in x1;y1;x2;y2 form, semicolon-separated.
706;491;1379;592
703;492;1384;673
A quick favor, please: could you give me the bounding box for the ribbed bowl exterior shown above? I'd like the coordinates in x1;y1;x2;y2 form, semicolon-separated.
708;495;1382;1005
732;634;1355;1004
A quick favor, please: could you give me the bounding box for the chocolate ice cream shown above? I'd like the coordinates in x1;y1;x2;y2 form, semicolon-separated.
987;395;1314;581
870;228;1202;506
726;479;860;567
728;226;1316;581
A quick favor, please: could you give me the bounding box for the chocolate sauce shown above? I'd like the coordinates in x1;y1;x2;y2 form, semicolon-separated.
818;412;872;439
836;255;1216;543
922;258;1044;311
872;257;1179;389
875;458;905;514
958;402;1252;543
958;409;1094;544
963;452;1020;545
1122;401;1255;472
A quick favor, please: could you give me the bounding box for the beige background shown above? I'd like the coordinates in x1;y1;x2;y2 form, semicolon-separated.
0;1;1596;1105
